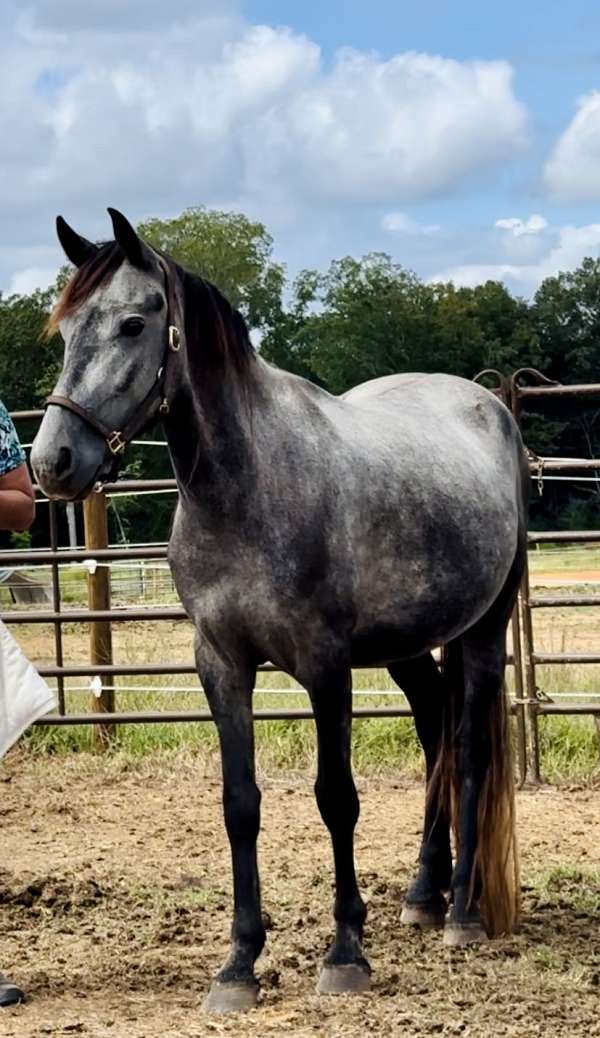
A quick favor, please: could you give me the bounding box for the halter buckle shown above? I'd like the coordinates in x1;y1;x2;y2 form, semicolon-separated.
159;398;170;416
168;325;181;352
107;430;127;455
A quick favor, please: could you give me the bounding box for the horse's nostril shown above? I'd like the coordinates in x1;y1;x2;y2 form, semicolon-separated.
55;446;73;478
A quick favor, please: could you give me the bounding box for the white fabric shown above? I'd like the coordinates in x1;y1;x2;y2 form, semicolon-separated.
0;619;57;758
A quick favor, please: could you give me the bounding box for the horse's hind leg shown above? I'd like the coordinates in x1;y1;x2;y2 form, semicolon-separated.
442;534;524;947
388;654;451;929
308;666;370;995
444;622;519;946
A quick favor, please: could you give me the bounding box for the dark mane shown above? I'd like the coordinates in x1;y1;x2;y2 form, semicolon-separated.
47;243;255;379
176;263;255;381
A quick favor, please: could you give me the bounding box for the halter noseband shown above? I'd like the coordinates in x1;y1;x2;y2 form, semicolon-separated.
45;257;183;458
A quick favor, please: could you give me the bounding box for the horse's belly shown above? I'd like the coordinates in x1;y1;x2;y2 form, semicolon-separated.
349;550;511;665
349;605;470;666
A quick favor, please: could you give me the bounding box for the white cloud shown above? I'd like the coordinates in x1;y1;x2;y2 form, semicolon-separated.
544;92;600;202
495;214;547;236
382;212;441;235
7;267;59;296
246;50;527;205
0;3;529;290
430;220;600;296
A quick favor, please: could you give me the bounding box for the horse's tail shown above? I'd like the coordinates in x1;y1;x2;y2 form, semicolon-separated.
436;639;520;937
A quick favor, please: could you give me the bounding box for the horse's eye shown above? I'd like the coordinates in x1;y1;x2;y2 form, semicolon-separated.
121;317;145;337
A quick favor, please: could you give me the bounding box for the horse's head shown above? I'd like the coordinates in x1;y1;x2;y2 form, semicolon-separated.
31;209;178;500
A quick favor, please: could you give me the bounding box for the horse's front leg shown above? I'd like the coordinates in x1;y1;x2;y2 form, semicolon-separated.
308;666;370;995
197;643;264;1014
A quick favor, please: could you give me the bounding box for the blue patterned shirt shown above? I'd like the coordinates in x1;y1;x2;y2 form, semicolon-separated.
0;401;26;477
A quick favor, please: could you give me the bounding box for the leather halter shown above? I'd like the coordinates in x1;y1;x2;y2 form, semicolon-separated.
45;256;183;457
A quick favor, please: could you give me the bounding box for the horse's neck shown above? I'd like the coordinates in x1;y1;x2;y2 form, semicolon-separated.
164;356;270;515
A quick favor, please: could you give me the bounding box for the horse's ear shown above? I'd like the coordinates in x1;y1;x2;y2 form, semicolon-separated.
56;216;98;268
107;208;152;270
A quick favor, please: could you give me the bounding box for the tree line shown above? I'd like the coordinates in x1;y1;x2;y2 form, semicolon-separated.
1;206;599;546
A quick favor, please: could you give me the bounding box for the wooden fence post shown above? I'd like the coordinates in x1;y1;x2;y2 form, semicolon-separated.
83;491;114;746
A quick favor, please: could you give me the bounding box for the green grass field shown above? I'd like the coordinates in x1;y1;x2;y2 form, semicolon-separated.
528;544;600;574
21;664;600;785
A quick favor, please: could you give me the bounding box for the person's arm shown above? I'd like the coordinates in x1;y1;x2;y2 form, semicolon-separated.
0;462;35;531
0;402;34;531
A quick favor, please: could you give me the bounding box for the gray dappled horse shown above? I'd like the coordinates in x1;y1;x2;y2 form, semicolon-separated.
29;210;527;1013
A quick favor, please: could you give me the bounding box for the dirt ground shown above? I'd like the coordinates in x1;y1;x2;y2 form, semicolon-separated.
0;754;598;1038
532;569;600;585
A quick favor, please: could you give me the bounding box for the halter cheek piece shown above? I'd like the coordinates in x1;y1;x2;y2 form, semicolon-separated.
45;257;183;459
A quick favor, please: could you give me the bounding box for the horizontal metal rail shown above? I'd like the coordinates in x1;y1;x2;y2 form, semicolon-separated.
533;653;600;664
34;702;522;726
32;479;178;497
1;606;187;624
37;662;276;678
535;701;600;716
517;384;600;399
35;655;515;681
11;409;44;421
0;546;168;566
102;478;176;494
528;530;600;543
529;595;600;608
18;601;593;624
537;459;600;471
34;706;414;725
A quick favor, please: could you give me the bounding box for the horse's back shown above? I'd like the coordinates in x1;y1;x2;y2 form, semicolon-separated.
341;371;519;470
345;372;512;434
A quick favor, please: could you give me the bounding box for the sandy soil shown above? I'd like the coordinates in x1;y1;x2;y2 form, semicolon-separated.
532;569;600;586
0;754;598;1038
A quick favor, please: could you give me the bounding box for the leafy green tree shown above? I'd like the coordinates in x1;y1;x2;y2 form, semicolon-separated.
4;212;600;538
432;280;542;377
267;256;541;396
533;258;600;383
280;254;440;394
0;289;62;410
137;207;285;331
259;269;323;383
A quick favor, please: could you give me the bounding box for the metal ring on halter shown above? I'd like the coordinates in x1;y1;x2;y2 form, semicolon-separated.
169;326;181;352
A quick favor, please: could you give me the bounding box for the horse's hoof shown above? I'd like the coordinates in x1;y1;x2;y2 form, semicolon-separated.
317;964;371;995
401;903;446;929
443;921;489;947
203;980;259;1013
0;975;25;1008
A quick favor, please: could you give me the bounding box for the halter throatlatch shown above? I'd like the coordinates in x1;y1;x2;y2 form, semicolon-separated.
45;257;183;458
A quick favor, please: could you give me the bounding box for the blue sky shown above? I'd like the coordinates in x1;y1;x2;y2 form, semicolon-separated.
243;0;600;222
2;0;600;299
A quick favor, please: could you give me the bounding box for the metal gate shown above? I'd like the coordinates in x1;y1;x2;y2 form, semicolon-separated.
3;375;600;781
